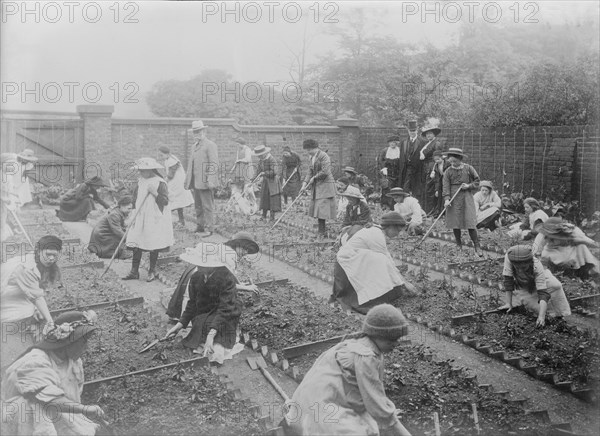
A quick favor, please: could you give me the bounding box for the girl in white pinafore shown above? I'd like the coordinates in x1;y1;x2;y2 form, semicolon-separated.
158;146;194;227
123;157;174;282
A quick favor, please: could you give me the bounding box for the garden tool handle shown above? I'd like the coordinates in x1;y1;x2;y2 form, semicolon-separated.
259;367;290;402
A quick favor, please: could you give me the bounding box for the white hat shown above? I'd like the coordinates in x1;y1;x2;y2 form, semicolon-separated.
192;120;207;130
136;157;163;170
253;145;271;156
179;242;237;272
17;149;38;162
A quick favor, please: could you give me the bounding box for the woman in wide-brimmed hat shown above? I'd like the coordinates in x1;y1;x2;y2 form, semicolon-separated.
56;175;111;222
2;310;106;435
498;245;571;326
387;187;425;235
442;147;483;256
254;145;282;221
331;212;418;313
123;157;174;282
532;217;599;279
1;235;63;369
301;139;336;236
283;304;412;436
164;234;259;364
473;180;502;231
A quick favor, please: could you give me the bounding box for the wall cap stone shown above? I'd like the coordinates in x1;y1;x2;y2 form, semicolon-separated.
77;105;115;115
333;117;359;127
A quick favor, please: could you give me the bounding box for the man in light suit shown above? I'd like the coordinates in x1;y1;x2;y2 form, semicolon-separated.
185;120;220;236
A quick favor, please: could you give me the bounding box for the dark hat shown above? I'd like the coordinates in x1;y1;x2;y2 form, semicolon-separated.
118;195;133;206
362;304;408;340
282;146;291;152
224;231;259;255
158;146;171;154
37;235;63;252
446;148;468;159
302;139;319;149
432;150;445;158
380;212;406;227
84;176;109;187
233;137;247;145
342;166;357;175
507;245;533;262
36;310;98;350
407;120;418;131
387;135;400;143
386;187;410;197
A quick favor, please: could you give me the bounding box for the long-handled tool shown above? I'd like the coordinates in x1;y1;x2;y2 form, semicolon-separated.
270;181;311;231
247;356;290;401
8;208;34;248
139;334;176;353
414;188;461;249
100;193;149;278
280;167;298;191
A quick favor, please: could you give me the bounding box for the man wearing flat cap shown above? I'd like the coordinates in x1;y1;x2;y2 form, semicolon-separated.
185;120;220;237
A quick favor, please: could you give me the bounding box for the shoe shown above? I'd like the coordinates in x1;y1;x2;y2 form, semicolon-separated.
475;247;484;257
147;271;157;282
122;271;139;280
195;226;205;233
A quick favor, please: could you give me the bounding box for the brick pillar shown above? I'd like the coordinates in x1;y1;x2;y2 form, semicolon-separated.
77;105;114;181
333;117;359;171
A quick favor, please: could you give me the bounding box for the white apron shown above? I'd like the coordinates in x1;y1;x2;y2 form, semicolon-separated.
164;156;194;210
337;226;405;305
126;176;174;251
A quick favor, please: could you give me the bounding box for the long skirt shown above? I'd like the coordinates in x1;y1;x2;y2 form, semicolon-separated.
282;174;301;199
309;197;336;220
181;311;240;350
542;245;599;275
446;188;477;229
476;207;501;230
259;183;282;212
331;262;404;314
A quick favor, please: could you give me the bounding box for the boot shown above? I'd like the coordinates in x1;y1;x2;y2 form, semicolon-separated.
318;219;326;237
147;251;158;282
122;249;141;280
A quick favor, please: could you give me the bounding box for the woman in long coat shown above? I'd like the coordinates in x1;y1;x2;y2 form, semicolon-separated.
254;145;282;220
123;157;173;282
280;146;301;204
57;176;110;222
442;148;483;256
87;196;133;259
301;139;336;236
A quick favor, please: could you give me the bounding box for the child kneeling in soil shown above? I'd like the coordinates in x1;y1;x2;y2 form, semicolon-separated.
282;304;412;436
498;245;571;327
164;233;260;364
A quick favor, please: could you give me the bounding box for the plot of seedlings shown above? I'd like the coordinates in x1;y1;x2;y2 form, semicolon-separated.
84;303;193;380
453;311;600;392
82;366;263;436
45;267;131;310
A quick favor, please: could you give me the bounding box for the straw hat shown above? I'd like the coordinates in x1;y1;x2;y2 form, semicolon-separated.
253;145;271;156
342;166;357;175
37;310;98;350
386;187;410;198
17;149;38;162
446;148;468;158
224;231;259;255
136;157;163;170
192;120;207;131
179;242;237;271
339;186;363;199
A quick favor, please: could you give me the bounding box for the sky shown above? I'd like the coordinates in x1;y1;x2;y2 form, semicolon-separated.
1;0;598;117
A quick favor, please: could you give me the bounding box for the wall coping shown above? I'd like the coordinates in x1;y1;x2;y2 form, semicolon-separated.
77;105;115;115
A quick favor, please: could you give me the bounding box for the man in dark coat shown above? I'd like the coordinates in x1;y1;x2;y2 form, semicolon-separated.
88;196;133;259
56;176;110;221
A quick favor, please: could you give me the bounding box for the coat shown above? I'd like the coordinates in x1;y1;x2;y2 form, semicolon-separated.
88;207;127;258
284;336;400;435
304;149;336;199
258;154;282;212
406;137;443;201
442;164;480;229
179;266;242;349
281;152;302;197
57;183;109;222
342;200;372;227
185;138;220;190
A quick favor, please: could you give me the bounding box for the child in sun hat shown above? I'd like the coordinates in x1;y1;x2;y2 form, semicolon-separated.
283;304;412;436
